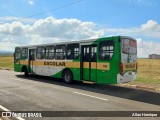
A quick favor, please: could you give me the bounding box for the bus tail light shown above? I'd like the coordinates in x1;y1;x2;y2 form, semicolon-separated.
120;63;123;75
136;62;138;71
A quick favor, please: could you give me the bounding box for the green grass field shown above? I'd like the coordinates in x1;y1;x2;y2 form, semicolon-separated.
0;56;159;87
137;59;160;83
0;56;14;68
129;59;160;89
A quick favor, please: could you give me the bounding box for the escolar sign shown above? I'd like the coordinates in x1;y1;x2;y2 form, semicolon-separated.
44;62;65;66
123;63;136;70
125;64;135;69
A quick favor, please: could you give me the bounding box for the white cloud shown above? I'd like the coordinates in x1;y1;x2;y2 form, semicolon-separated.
140;20;160;38
0;34;29;51
0;17;105;51
141;20;159;31
26;0;34;5
137;38;160;58
0;17;159;58
0;17;105;39
104;20;160;38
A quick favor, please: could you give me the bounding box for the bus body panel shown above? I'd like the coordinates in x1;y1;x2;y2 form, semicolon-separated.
14;36;137;84
95;37;120;84
117;37;137;84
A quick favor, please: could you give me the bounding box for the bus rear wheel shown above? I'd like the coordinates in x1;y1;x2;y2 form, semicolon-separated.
63;70;73;84
24;67;29;77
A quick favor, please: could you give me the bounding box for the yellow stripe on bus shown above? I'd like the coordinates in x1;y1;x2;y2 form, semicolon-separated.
97;63;110;70
19;60;110;70
82;62;110;70
20;60;28;65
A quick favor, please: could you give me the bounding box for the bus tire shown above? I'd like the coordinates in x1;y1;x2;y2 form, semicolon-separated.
63;70;73;84
24;67;29;77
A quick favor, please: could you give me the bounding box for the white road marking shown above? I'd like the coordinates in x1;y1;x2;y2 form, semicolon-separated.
0;105;10;111
73;92;109;101
0;105;25;120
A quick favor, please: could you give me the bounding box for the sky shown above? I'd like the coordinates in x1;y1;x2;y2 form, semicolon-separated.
0;0;160;57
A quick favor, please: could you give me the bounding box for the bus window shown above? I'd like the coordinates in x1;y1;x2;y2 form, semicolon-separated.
22;48;28;59
37;47;45;59
46;46;54;59
29;49;35;60
66;44;79;60
15;48;21;62
55;45;66;60
83;47;90;62
122;39;137;54
91;46;97;62
99;41;114;60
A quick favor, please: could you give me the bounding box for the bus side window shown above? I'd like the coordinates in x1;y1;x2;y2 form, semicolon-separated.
22;48;28;59
30;50;35;60
91;46;97;62
37;47;45;59
66;44;79;60
45;46;54;59
99;41;114;60
55;45;66;60
83;47;90;62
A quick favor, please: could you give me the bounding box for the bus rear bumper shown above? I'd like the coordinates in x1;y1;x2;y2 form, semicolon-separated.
117;73;137;84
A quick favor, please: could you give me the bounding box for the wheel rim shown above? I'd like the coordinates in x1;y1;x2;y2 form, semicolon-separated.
65;73;71;82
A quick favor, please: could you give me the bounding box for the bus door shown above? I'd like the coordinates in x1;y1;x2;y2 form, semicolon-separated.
81;45;97;81
28;49;36;73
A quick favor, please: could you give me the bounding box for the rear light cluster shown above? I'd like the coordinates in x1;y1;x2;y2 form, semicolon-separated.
120;63;123;75
136;62;138;71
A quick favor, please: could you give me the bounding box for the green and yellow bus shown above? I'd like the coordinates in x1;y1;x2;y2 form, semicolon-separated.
14;36;137;84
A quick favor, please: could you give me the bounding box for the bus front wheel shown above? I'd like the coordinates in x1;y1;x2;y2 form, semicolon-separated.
63;70;73;84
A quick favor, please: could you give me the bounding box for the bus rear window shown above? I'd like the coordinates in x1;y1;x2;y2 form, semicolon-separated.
122;39;137;54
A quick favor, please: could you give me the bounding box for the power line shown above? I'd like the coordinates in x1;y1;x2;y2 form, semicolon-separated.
0;0;83;24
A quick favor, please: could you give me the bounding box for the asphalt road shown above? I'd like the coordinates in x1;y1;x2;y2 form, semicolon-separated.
0;70;160;120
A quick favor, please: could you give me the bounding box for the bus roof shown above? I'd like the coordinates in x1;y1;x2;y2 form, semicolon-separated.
15;36;135;48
